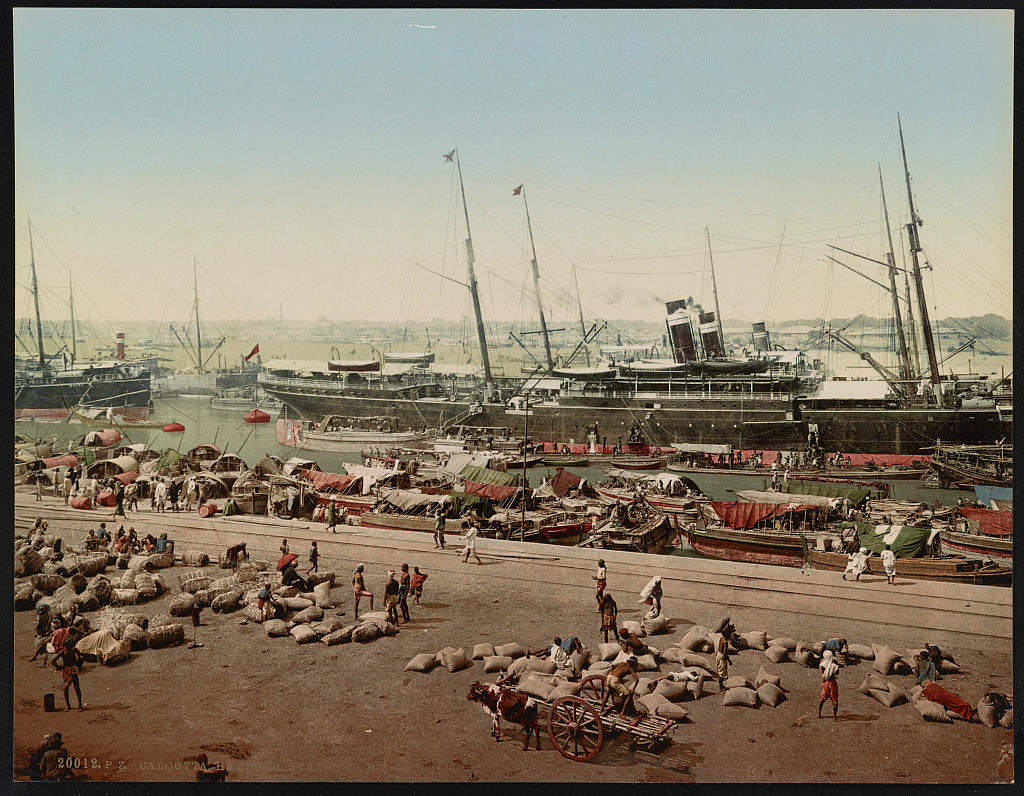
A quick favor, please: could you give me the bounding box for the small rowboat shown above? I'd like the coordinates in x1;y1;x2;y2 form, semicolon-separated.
542;456;590;467
610;456;666;471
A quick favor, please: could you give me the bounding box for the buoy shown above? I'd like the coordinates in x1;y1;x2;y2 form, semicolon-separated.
243;409;271;424
70;496;93;510
163;422;185;433
198;502;219;518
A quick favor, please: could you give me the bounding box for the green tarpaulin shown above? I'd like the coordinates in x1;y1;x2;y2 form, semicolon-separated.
835;521;934;558
155;448;184;470
783;481;871;505
459;465;523;487
449;490;494;518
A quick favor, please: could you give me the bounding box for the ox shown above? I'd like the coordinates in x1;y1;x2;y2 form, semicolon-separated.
467;681;541;750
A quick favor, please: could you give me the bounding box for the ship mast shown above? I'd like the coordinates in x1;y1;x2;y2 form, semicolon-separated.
193;255;204;374
706;227;726;353
452;149;493;391
519;185;554;372
879;166;913;389
27;220;46;368
571;262;590;366
68;266;77;366
898;114;942;402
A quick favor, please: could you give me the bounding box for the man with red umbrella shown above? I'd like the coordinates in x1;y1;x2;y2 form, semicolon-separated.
277;552;308;591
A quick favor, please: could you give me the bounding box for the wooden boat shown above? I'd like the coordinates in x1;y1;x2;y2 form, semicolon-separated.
72;407;164;429
939;528;1012;562
277;416;432;452
666;462;928;480
610;456;666;471
542;456;589;467
927;442;1012;489
805;548;1012;585
680;520;814;568
581;512;671;554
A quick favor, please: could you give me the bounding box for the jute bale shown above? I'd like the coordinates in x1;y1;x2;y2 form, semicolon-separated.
14;583;37;611
494;642;525;659
352;623;382;643
241;605;265;623
293;606;324;624
757;683;786;707
193;589;214;608
217;550;234;569
181;550;209;567
767;636;797;651
179;570;212;594
282;596;314;611
98;639;131;666
87;576;112;604
764;645;789;664
116;571;137;589
128;554;155;572
211;588;243;613
134;572;157;599
483;656;513;673
116;554;130;570
738;630;768;651
722;687;759;708
76;592;100;612
642;614;670;635
307;570;335;587
312;617;344;636
76;555;108;578
847;643;874;660
472;642;496;660
264;619;289;637
597;642;621;662
17;547;44;575
147;623;185;648
405;653;437;673
148;614;174;629
290;624;318;644
210;575;240;593
148;552;174;569
31;574;66;594
915;698;953;723
313;581;332;609
441;647;470;672
13;558;25;578
872;644;902;675
111;588;139;605
121;623;148;651
169;593;197;617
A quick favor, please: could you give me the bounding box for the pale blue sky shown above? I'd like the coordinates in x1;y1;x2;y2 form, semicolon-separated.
14;9;1012;332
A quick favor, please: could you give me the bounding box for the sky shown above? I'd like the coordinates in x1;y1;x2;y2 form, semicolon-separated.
13;9;1013;336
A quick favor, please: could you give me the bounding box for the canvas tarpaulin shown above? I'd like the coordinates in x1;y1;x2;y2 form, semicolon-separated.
781;481;871;504
463;479;518;501
709;501;820;529
549;468;582;497
834;521;938;558
379;489;451;512
41;454;78;469
155;448;183;470
734;490;837;508
84;429;122;448
958;507;1013;536
973;485;1013;509
300;469;360;493
459;465;524;487
449;491;493;517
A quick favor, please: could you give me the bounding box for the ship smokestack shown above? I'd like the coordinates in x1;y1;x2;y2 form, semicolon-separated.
752;322;771;353
665;300;698;363
116;332;125;360
699;311;725;358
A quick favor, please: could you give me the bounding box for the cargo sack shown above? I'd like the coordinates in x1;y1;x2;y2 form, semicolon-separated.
915;698;953;723
642;614;670;635
147;623;185;648
685;677;704;700
441;647;469;672
302;614;335;634
14;583;36;611
620;620;643;637
792;649;817;668
654;679;689;702
111;588;139;605
640;692;671;716
872;645;902;675
887;681;910;705
358;615;398;636
525;658;557;675
660;647;688;664
193;589;214;608
290;624;318;644
181;550;209;567
483;656;513;673
754;666;782;689
313;581;332;609
571;649;591;673
494;642;526;659
757;683;786;707
738;630;768;651
67;573;88;594
999;709;1012;729
722;687;759;708
31;573;66;594
282;597;314;611
352;623;382;643
582;661;614;677
858;673;889;695
264;619;289;637
799;640;825;656
764;645;789;664
517;673;554;701
938;660;962;675
405;653;437;673
597;642;621;662
976;694;1007;728
76;592;100;612
549;682;583;700
678;652;715;672
472;643;496;660
723;675;752;690
179;570;212;594
134;573;157;599
211;588;243;613
867;687;904;708
148;552;174;569
633;653;658;671
767;636;797;651
121;623;148;651
293;606;324;624
708;632;738;656
307;570;335;587
167;593;197;618
241;605;265;623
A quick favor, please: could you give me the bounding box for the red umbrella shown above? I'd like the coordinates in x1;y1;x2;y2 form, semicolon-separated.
277;553;299;571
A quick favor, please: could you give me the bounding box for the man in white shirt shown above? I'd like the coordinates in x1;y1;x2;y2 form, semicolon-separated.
153;478;168;513
460;520;481;564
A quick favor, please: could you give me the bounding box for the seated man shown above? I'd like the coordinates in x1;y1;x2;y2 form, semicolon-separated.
83;529;99;552
618;627;648;657
154;533;172;554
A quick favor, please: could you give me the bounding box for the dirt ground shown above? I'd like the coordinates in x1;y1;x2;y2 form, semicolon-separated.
11;498;1015;783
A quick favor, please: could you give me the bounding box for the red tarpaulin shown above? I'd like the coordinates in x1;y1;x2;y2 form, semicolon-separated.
710;501;819;529
87;429;122;448
111;471;139;485
95;491;116;507
41;454;78;469
958;507;1013;536
463;479;518;501
735;450;930;467
300;469;360;492
549;468;582;497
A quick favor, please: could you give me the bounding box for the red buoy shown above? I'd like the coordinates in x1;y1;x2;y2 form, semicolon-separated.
163;422;185;432
243;409;271;424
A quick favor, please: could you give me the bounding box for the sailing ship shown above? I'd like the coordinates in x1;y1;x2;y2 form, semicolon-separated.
15;221;152;420
260;129;1010;454
276;415;433;452
926;442;1012;489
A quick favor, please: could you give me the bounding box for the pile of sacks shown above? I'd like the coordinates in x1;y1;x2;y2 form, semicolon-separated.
263;609;397;646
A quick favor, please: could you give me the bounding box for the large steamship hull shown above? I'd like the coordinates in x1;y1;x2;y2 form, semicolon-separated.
260;381;1006;456
15;376;152;420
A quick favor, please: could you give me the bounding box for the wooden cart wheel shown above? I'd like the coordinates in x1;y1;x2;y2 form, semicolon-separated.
547;696;604;762
578;674;608;709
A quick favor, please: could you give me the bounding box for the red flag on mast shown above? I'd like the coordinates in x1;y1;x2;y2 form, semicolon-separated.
244;343;260;362
513;184;523;195
443;149;455;162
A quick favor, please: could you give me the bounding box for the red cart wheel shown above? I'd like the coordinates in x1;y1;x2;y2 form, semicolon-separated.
547;695;604;762
578;674;608;709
